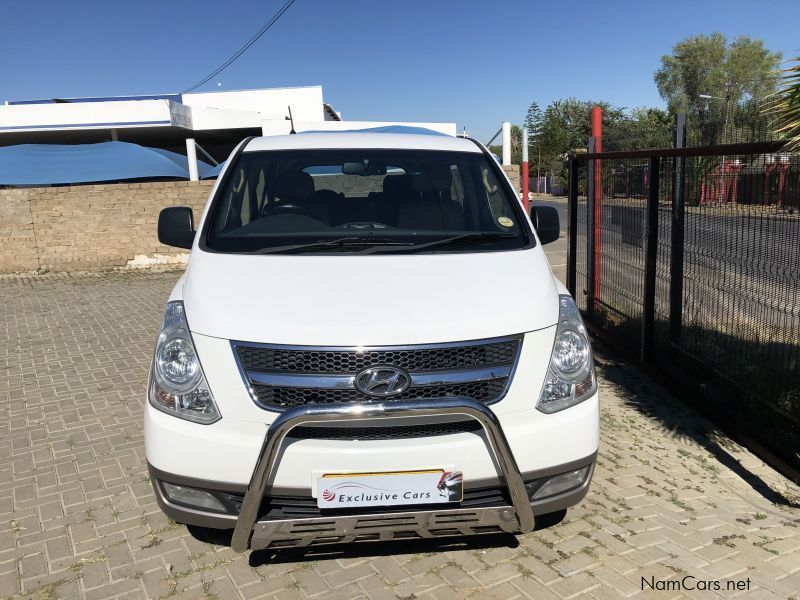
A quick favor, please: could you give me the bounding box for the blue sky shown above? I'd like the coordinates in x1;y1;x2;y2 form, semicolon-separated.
1;0;796;142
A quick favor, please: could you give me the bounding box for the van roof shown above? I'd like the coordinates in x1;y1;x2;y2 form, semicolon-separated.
244;132;483;154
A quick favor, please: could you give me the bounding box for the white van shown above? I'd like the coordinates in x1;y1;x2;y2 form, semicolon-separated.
145;131;599;553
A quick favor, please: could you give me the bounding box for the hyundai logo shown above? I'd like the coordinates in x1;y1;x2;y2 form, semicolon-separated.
354;366;411;397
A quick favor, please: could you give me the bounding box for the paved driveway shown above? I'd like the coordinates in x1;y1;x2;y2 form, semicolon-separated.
1;259;799;599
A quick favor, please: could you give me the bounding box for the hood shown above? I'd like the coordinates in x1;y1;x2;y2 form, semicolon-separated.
182;247;559;346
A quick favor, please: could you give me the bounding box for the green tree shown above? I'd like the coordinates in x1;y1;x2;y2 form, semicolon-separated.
769;55;800;150
603;107;672;150
654;33;781;117
537;99;602;172
510;124;523;165
524;102;544;139
524;102;545;175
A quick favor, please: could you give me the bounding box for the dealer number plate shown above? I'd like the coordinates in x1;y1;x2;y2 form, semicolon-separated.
316;469;464;509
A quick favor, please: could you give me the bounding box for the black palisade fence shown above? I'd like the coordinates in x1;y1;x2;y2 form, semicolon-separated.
567;114;800;479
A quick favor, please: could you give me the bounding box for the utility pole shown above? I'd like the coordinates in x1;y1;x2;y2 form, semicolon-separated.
700;83;733;204
720;83;733;204
537;147;541;192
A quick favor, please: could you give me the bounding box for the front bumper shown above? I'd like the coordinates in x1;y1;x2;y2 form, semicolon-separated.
148;397;597;552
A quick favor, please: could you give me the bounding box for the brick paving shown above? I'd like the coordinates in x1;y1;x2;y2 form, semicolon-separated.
1;267;799;600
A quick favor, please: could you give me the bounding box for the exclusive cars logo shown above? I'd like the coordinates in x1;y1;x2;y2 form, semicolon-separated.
354;366;411;397
320;471;464;504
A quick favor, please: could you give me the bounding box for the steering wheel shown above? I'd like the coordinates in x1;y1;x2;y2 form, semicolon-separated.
262;202;315;219
340;221;389;230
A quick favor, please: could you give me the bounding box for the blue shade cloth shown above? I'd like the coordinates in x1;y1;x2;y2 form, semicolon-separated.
201;161;226;179
299;125;449;136
0;141;212;185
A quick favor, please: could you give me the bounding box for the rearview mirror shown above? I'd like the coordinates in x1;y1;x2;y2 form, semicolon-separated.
530;204;560;245
342;160;387;176
158;206;195;249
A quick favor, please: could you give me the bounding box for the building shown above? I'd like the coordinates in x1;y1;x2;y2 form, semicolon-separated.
0;86;456;180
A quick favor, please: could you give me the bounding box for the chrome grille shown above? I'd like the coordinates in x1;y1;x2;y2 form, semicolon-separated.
252;379;507;408
237;340;518;373
232;337;521;411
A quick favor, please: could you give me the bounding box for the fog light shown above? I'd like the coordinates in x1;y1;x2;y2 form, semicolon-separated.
161;482;227;512
532;467;589;500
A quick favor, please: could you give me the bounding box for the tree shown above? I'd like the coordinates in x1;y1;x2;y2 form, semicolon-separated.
524;102;544;139
537;99;599;173
510;124;523;165
769;56;800;150
603;107;672;151
654;33;781;118
524;102;545;176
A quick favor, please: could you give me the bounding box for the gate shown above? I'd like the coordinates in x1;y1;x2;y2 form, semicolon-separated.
566;122;800;479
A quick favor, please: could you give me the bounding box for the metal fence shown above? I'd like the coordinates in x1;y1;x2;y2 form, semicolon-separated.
567;123;800;478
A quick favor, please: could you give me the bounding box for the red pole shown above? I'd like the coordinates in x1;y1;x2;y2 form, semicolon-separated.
522;127;529;213
591;106;602;303
777;163;788;207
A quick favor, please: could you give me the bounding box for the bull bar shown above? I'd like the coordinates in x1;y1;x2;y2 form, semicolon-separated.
231;397;535;553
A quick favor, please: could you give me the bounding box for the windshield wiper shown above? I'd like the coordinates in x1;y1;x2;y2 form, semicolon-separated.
252;237;414;255
360;232;518;254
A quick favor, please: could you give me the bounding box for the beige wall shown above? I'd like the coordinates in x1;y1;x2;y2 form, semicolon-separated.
0;181;214;273
502;165;521;192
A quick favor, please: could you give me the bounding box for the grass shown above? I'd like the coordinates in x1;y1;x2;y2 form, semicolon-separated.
668;493;694;512
588;303;800;475
582;546;600;559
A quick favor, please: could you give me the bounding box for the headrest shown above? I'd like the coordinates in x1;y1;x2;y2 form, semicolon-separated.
276;170;315;201
411;164;452;193
383;173;412;197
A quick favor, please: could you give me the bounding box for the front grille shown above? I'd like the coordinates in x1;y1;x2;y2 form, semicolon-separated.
233;337;521;410
290;420;482;440
238;340;518;374
252;379;508;408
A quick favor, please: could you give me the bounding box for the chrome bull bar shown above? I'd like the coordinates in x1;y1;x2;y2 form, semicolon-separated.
231;397;535;553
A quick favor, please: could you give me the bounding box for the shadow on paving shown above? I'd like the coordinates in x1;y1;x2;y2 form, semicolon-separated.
185;512;567;567
592;337;800;510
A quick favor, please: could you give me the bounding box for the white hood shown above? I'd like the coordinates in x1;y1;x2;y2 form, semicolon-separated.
182;247;559;346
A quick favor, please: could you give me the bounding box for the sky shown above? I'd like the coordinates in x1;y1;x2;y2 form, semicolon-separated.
0;0;797;143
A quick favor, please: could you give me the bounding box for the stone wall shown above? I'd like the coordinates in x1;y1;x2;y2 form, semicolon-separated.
502;165;521;192
0;181;215;273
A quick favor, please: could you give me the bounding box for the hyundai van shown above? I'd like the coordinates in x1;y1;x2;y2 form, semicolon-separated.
145;130;599;552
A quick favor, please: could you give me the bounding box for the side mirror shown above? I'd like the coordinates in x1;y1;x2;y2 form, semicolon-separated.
158;206;195;249
530;204;560;245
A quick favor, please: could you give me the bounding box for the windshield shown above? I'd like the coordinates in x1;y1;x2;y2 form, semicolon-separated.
203;148;531;254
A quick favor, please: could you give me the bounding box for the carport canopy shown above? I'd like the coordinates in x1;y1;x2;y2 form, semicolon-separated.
0;141;213;186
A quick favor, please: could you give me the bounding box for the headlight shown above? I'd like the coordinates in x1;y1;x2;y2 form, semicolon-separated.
149;301;221;424
157;337;200;389
536;295;597;413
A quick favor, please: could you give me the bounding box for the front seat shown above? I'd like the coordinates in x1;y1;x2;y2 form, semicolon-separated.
267;170;329;223
377;173;414;226
397;167;465;230
275;170;315;204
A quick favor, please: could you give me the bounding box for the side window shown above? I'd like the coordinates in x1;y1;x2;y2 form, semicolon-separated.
240;179;251;225
450;165;465;206
482;165;512;219
255;169;267;214
214;166;247;233
213;163;269;234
